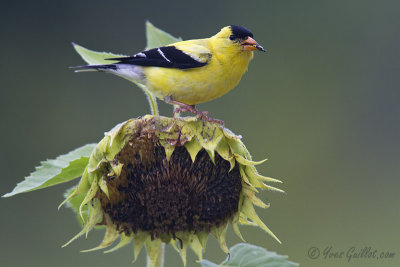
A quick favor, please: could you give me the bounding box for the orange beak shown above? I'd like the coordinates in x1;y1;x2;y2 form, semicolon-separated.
242;37;265;52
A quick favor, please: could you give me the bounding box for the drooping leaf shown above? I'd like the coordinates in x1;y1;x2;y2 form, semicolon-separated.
3;144;96;197
73;21;182;66
72;42;148;91
201;243;298;267
145;21;182;50
72;21;180;116
72;43;125;65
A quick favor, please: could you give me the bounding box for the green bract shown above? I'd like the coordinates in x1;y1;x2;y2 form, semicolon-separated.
59;115;283;267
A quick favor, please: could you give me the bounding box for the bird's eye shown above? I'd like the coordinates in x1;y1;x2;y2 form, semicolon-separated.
229;34;247;42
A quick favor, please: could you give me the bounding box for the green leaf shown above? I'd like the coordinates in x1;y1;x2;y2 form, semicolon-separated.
72;21;180;116
73;21;181;65
72;43;126;65
200;260;219;267
201;243;298;267
72;41;159;114
145;21;182;50
3;144;96;197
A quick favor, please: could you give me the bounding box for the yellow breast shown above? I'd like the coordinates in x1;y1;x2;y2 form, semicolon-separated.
143;41;253;105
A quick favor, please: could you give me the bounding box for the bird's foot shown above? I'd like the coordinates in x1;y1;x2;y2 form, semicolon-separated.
173;106;224;126
165;96;225;126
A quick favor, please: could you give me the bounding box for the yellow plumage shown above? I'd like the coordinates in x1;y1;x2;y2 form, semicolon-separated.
76;25;264;119
144;27;255;105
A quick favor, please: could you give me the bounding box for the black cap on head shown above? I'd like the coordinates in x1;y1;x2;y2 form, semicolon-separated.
229;25;254;41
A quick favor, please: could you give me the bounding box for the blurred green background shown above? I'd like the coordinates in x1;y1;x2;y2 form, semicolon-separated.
1;1;399;266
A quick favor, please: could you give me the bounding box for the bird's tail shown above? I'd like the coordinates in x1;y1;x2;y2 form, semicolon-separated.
71;63;144;84
70;64;118;73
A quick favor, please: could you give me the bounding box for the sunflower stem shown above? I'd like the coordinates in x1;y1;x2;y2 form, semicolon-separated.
143;89;159;116
146;243;165;267
132;81;159;116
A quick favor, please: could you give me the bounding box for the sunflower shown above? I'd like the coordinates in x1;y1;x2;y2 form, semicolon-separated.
60;115;283;266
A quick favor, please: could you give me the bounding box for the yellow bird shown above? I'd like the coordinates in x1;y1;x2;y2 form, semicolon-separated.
75;25;265;123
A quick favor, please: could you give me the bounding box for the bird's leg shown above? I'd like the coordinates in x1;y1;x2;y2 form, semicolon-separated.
164;96;224;126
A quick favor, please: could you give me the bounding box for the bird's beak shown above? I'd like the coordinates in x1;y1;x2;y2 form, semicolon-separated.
242;37;265;52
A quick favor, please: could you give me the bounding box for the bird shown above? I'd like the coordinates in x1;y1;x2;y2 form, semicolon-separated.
74;25;265;124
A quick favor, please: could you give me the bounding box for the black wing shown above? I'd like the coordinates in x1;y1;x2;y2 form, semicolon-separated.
107;46;209;70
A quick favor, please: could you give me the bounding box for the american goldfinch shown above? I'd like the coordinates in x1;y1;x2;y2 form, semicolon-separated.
75;25;264;122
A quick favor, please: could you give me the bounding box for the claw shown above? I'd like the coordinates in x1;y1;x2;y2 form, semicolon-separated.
165;96;225;126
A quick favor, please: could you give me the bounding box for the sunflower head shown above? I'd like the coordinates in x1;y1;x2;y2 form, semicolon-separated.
60;115;283;266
